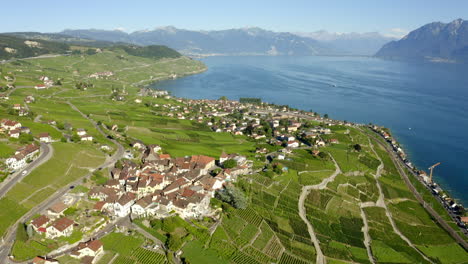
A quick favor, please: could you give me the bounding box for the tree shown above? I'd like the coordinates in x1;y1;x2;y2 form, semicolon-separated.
71;134;81;142
223;159;237;169
16;223;28;242
215;185;247;209
353;144;362;152
61;137;67;143
318;151;328;159
324;114;329;119
273;163;283;174
71;50;82;55
18;133;33;144
86;48;97;55
219;96;228;101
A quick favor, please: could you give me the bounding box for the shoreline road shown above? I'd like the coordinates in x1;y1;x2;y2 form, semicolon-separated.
363;129;468;251
0;142;53;199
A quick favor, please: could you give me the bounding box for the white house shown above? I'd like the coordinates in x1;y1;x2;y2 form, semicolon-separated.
287;141;299;148
76;128;87;136
80;135;93;141
71;240;103;259
6;144;40;170
39;132;52;143
8;129;20;138
113;194;134;217
45;217;74;239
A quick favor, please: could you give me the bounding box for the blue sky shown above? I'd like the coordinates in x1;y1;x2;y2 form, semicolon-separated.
3;0;467;37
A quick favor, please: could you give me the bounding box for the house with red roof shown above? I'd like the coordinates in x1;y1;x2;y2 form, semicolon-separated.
1;119;21;130
34;84;46;90
70;239;104;259
30;215;50;232
45;217;74;238
39;132;51;143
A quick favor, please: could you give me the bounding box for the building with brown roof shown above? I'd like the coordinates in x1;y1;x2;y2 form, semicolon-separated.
45;217;74;238
30;215;50;232
71;239;104;259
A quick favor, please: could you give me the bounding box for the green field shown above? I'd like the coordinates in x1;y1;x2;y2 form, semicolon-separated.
0;142;105;237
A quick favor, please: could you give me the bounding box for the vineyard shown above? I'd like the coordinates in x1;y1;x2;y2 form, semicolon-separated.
100;232;167;264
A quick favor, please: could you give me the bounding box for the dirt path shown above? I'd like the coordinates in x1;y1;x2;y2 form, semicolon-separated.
368;139;434;263
298;155;341;264
360;207;376;264
273;179;291;208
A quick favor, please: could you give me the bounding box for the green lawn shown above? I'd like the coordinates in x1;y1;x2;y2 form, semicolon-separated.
182;240;229;264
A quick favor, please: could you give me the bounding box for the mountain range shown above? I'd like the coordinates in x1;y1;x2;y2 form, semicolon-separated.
60;27;395;56
296;31;395;56
376;18;468;62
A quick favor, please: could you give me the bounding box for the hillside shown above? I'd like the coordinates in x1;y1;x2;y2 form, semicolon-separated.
0;34;70;60
113;44;181;59
375;18;468;62
4;32;118;47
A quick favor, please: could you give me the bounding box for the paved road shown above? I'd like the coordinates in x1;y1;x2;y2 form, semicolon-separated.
0;104;125;263
0;54;65;65
364;129;468;251
0;143;53;199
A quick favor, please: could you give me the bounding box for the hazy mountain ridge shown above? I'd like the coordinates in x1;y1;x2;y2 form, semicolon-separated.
375;18;468;62
62;27;335;56
60;27;394;56
296;31;396;55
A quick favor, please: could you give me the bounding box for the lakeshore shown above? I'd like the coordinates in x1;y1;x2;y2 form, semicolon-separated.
152;55;468;205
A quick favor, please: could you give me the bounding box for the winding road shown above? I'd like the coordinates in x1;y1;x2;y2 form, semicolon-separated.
0;142;53;199
0;102;125;263
298;155;341;264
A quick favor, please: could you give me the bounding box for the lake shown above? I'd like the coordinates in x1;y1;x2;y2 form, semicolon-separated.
151;56;468;204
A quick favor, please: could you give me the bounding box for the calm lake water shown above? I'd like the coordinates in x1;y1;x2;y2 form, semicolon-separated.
152;56;468;204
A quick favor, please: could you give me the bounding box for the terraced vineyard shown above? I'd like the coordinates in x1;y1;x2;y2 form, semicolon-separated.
197;125;468;264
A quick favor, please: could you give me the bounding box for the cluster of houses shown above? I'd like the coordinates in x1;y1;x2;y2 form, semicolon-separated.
371;125;408;163
29;201;75;239
5;143;40;170
12;103;29;116
89;71;114;79
35;76;54;90
1;118;24;138
88;144;251;219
